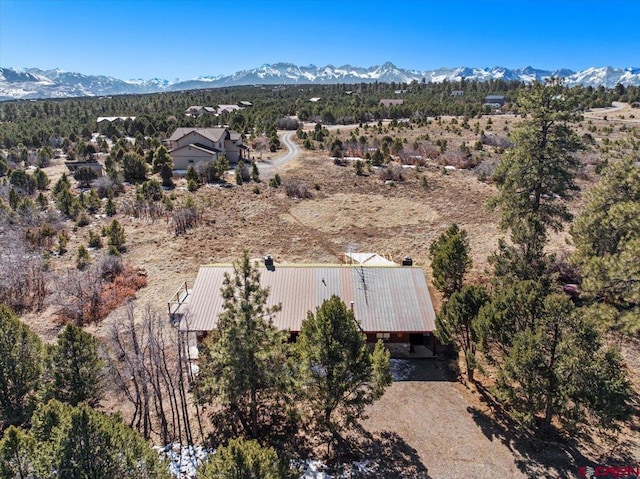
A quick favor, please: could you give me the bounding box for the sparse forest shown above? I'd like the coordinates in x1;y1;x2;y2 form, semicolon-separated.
1;77;639;478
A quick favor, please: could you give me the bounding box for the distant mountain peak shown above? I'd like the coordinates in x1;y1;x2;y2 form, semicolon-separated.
0;63;639;101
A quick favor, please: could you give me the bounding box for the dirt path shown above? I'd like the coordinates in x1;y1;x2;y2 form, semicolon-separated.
257;131;300;177
361;360;527;479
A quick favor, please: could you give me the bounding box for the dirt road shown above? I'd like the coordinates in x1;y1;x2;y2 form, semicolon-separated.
257;131;300;177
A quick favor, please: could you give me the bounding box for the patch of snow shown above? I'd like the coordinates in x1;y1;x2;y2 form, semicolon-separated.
154;443;210;478
294;459;332;478
156;447;379;479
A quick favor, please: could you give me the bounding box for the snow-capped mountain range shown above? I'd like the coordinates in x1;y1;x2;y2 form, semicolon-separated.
1;62;639;101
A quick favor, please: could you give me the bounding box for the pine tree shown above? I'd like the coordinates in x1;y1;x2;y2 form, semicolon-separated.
492;293;629;432
0;305;43;427
198;438;292;479
105;219;126;252
436;285;489;381
122;152;148;183
105;196;117;216
194;251;288;438
428;224;472;299
489;79;582;280
152;145;172;173
30;400;170;479
43;324;104;407
571;154;640;334
295;296;391;443
76;245;91;269
0;426;37;478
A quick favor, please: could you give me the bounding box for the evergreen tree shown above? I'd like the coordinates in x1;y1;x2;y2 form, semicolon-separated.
33;167;50;190
160;162;174;188
105;196;117;217
0;305;43;427
436;285;489;381
489;79;582;279
295;296;391;443
52;173;71;196
152;145;172;173
140;179;163;202
105;219;126;252
43;324;104;407
9;170;37;195
198;438;292;479
122;152;148;183
216;155;230;181
428;224;471;299
571;154;640;334
74;166;99;189
0;425;37;478
76;245;91;269
185;165;199;185
30;400;170;479
194;251;288;438
492;293;629;432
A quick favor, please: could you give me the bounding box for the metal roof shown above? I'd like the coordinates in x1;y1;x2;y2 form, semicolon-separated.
180;264;436;334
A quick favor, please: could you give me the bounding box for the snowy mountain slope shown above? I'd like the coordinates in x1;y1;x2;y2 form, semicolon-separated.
1;63;639;100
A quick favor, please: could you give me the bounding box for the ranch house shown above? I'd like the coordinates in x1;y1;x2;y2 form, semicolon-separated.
168;257;438;354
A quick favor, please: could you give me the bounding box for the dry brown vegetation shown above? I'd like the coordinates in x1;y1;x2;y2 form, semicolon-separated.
12;103;640;477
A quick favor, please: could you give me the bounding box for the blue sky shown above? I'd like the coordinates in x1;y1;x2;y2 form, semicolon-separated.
1;0;638;80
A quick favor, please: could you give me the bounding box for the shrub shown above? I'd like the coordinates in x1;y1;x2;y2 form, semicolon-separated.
378;165;404;182
76;211;91;227
283;178;313;199
187;179;199;192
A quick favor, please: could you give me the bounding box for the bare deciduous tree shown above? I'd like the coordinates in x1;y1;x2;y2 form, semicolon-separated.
108;304;202;444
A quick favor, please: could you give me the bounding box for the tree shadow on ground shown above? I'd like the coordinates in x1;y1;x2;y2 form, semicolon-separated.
468;383;639;478
332;424;432;478
280;422;431;478
391;357;458;382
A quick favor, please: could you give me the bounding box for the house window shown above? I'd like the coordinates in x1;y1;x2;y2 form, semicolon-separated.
376;332;390;340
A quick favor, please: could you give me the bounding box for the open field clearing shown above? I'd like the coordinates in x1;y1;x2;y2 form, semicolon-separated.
12;103;640;477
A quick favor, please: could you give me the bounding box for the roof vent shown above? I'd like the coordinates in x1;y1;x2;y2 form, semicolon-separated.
264;254;274;268
402;256;413;266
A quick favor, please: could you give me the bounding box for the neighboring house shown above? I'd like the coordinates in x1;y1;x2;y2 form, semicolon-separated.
451;90;464;96
216;104;243;115
309;97;321;102
185;106;215;117
65;159;104;176
96;116;136;124
167;127;248;170
238;101;253;108
169;259;437;350
379;99;404;107
484;95;506;107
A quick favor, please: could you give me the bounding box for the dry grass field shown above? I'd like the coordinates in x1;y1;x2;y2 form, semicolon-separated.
20;103;640;477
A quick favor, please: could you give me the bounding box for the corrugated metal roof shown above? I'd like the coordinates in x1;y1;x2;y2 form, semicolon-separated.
181;264;436;334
